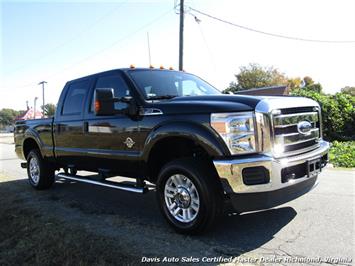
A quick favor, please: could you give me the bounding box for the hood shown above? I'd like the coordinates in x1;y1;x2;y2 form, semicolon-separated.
149;94;264;114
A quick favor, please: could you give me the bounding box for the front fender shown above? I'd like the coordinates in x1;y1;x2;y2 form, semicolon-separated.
142;121;229;162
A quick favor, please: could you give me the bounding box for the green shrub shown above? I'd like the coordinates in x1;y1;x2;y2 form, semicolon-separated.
329;141;355;168
291;89;355;142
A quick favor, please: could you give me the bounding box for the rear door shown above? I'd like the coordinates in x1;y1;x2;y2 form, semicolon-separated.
54;77;93;167
81;72;141;176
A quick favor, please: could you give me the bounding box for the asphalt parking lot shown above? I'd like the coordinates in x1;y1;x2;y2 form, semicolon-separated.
0;136;354;265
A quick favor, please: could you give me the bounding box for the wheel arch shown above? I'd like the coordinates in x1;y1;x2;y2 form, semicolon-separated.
143;122;227;183
23;131;43;160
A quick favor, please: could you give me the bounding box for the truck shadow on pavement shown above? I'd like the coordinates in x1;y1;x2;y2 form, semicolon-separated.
1;176;297;258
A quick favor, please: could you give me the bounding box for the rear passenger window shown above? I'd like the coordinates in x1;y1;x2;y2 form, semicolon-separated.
62;79;90;115
91;74;130;112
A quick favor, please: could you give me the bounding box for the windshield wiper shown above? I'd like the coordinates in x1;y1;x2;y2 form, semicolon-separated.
146;95;178;100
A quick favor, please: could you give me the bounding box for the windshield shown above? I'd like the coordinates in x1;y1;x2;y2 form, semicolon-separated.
128;70;221;100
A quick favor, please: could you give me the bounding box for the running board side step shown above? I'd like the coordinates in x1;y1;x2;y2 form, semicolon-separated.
57;173;148;194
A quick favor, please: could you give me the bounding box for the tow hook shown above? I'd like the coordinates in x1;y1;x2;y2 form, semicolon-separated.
285;173;296;182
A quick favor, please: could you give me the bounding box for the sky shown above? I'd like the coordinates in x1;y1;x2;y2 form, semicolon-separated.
1;0;355;110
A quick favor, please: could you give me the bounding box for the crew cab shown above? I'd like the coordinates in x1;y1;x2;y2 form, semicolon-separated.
15;68;329;234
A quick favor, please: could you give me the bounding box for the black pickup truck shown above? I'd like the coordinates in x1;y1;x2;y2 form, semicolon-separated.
15;68;329;234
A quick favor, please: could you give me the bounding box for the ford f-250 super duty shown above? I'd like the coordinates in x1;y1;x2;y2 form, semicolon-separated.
15;68;329;234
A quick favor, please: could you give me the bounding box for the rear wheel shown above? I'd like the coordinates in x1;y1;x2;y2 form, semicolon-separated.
27;149;55;190
156;158;223;234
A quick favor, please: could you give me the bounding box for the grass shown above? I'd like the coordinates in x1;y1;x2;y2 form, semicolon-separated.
0;186;138;266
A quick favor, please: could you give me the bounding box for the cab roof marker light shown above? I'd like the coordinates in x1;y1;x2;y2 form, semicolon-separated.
149;65;154;69
160;65;164;69
169;66;174;70
130;64;135;69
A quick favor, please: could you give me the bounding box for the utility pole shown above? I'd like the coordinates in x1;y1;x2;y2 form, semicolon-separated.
34;97;38;119
38;81;47;118
178;0;184;71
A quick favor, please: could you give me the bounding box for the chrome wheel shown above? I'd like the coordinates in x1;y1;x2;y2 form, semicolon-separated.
29;157;40;185
164;174;200;223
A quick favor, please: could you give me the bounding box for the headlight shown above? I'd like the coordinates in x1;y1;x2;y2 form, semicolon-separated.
211;112;257;154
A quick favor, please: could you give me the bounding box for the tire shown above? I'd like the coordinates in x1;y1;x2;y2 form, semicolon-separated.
27;149;55;190
156;158;223;234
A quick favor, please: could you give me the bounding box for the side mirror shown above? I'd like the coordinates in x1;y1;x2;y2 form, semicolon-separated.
94;88;115;116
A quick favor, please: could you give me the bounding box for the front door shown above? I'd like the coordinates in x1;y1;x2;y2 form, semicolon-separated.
82;72;141;176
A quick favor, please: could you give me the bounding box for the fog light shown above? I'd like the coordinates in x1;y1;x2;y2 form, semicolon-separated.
242;167;270;185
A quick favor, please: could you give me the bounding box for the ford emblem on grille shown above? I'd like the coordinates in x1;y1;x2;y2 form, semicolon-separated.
297;121;312;135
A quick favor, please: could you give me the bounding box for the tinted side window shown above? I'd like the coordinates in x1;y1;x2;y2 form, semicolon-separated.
62;79;90;115
91;74;130;112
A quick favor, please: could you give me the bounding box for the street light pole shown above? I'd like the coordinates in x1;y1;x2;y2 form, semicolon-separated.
178;0;184;71
38;81;47;118
34;97;38;119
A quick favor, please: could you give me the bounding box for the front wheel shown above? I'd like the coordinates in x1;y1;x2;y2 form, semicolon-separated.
27;149;55;190
156;158;223;234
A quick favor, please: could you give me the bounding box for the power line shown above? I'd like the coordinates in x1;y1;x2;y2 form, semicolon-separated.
6;8;174;90
45;8;173;81
6;1;129;75
189;7;355;44
194;16;216;72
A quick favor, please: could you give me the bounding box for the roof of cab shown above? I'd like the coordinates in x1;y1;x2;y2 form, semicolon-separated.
67;68;181;83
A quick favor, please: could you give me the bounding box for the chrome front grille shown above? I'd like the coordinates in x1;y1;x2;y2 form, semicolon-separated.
272;107;321;157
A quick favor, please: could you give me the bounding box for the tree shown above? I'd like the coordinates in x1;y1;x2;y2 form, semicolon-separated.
341;86;355;96
42;103;56;117
304;83;322;93
0;108;20;127
223;63;289;93
300;76;322;93
303;76;314;86
223;63;324;94
287;77;303;90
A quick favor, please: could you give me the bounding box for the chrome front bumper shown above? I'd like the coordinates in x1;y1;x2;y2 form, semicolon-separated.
213;140;329;194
